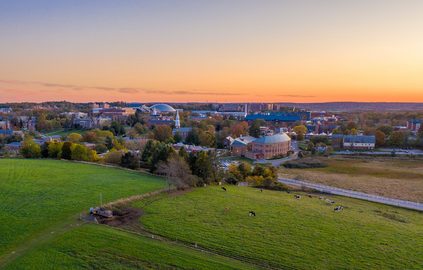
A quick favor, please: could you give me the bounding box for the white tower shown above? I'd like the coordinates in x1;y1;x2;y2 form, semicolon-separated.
175;110;181;128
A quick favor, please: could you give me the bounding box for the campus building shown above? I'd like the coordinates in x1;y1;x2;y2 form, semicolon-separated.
331;134;376;150
245;111;311;122
230;133;292;160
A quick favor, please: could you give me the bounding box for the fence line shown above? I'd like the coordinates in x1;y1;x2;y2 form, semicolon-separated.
279;178;423;212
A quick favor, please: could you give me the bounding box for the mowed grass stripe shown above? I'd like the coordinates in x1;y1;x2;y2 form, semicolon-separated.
139;186;423;270
0;159;166;258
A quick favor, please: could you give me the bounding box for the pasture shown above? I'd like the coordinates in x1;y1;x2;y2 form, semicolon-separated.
5;225;255;270
0;159;166;262
139;186;423;269
280;157;423;202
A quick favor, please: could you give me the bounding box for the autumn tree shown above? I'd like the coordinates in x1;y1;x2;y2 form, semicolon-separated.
48;141;63;158
377;125;393;136
153;125;173;143
104;150;124;164
375;130;386;147
70;144;89;161
293;125;307;141
231;121;249;137
389;131;406;147
20;138;41;158
67;132;82;143
249;119;265;138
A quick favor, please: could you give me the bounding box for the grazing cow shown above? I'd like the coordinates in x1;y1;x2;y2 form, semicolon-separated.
249;211;256;217
221;187;227;191
260;189;263;192
325;198;335;204
294;195;301;199
286;190;291;194
334;206;344;212
319;196;324;200
307;194;313;198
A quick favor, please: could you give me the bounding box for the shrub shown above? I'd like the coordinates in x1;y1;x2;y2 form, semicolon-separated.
20;138;41;158
104;150;124;165
283;158;327;169
71;144;89;161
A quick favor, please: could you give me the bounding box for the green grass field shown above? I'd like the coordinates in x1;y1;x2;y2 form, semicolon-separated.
5;225;255;270
1;159;422;269
0;159;166;261
139;186;423;269
43;129;84;137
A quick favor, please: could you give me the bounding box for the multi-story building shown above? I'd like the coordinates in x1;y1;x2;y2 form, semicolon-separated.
407;119;421;132
0;106;12;114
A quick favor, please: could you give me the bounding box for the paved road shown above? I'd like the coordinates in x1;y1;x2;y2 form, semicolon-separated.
278;178;423;212
334;149;423;156
254;153;298;167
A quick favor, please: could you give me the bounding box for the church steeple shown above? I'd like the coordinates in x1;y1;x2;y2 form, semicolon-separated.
175;109;181;128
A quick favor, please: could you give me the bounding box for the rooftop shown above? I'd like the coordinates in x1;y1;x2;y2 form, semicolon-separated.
150;103;176;113
253;133;291;144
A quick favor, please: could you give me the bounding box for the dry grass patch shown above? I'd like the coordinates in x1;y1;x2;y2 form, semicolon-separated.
280;157;423;202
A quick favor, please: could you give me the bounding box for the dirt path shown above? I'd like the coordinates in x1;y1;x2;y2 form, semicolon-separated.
0;188;273;270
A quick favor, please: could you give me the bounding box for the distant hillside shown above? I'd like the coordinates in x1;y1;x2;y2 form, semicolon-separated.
277;102;423;112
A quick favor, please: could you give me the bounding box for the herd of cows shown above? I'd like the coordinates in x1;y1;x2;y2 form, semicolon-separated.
220;186;345;217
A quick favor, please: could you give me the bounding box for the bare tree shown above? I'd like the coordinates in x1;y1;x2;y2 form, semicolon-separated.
156;153;198;189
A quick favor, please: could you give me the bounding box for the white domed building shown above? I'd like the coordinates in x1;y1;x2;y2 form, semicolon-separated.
149;104;176;115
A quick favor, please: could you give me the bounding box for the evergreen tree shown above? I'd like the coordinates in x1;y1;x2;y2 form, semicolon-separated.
61;141;73;160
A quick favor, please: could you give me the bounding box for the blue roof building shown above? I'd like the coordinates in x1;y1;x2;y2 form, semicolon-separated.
0;129;13;136
343;135;376;144
245;111;311;122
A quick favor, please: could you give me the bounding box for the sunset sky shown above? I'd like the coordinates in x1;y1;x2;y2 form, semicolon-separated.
1;0;423;103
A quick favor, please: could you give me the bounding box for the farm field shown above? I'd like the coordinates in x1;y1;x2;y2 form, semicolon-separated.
5;225;255;270
139;186;423;270
280;157;423;202
0;159;166;264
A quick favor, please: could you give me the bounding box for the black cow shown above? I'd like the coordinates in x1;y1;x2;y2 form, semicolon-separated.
334;206;344;212
221;187;227;191
295;195;301;199
249;211;256;217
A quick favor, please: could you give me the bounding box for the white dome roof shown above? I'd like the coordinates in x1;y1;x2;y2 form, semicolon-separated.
150;104;176;113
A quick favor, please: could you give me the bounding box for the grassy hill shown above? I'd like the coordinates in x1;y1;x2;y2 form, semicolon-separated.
1;159;422;269
139;186;423;269
0;159;165;261
5;225;255;270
